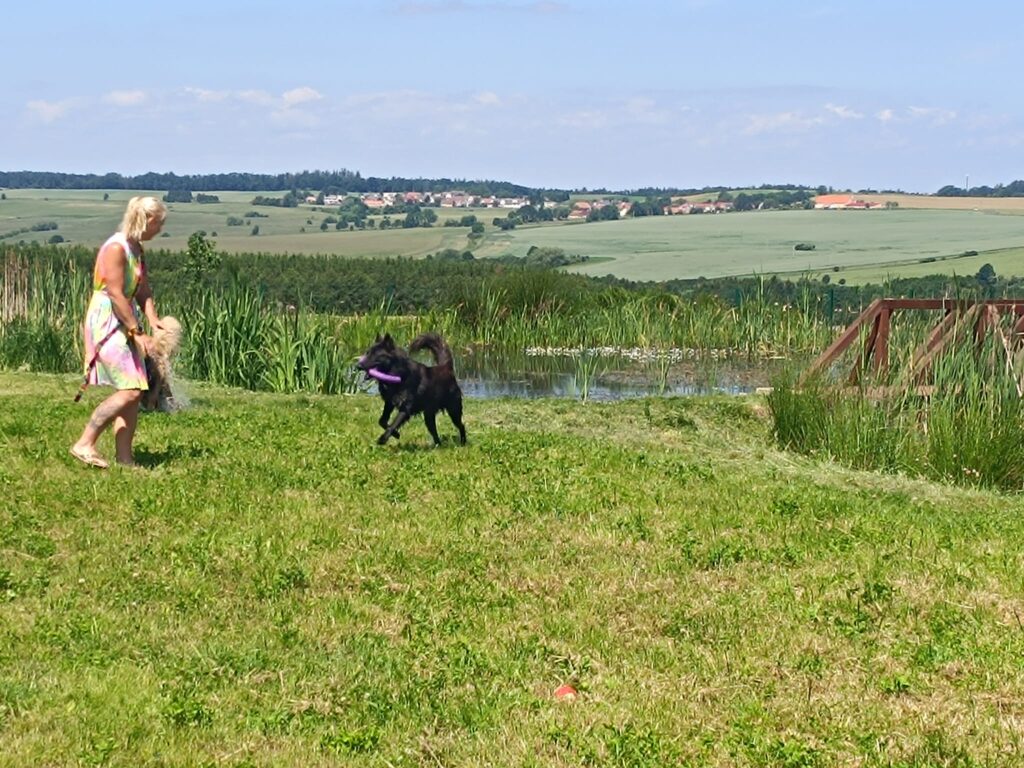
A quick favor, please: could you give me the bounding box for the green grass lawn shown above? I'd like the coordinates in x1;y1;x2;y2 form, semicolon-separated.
3;371;1024;765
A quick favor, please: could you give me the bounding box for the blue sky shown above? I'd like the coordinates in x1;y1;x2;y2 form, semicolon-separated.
2;0;1021;192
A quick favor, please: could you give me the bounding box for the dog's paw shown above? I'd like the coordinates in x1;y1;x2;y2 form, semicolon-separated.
376;434;390;445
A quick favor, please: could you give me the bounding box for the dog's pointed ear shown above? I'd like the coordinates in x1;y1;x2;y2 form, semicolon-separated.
375;333;383;343
383;333;394;348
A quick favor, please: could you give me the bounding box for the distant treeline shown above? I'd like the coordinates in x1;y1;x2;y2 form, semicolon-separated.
604;183;826;197
9;244;1009;324
0;169;550;198
936;180;1024;197
16;170;1024;198
1;170;844;199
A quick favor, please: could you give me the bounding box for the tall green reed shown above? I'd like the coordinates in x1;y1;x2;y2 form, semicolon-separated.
768;313;1024;491
0;250;87;373
2;248;846;399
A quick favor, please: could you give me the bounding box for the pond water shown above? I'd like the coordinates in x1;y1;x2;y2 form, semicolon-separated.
452;348;801;401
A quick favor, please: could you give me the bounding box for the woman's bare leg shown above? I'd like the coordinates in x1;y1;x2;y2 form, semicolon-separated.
113;397;141;465
73;389;143;457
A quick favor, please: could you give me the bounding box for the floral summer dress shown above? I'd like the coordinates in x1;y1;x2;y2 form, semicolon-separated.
82;232;148;390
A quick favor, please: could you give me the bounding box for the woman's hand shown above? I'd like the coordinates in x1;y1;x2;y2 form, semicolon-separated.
133;333;155;357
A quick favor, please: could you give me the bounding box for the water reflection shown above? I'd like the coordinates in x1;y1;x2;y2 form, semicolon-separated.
453;349;798;401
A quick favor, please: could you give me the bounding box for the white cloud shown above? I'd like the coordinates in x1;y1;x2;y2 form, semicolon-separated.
183;86;322;110
908;106;957;125
282;86;323;108
339;89;512;123
876;108;895;123
623;97;671;125
556;109;609;129
825;103;862;120
184;86;230;103
475;90;501;106
742;111;824;135
237;89;275;106
103;89;147;107
25;99;74;123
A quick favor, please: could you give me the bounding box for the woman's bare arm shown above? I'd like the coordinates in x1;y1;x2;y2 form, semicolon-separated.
134;267;160;329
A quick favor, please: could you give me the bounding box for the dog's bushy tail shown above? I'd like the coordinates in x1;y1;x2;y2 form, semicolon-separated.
409;333;453;368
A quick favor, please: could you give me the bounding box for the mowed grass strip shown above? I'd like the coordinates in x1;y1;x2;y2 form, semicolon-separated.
2;372;1024;766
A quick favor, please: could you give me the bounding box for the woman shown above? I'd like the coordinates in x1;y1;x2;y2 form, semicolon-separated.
70;196;166;468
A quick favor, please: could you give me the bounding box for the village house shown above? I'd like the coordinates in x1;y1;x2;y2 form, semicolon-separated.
662;200;733;214
498;197;529;208
440;191;476;208
568;200;592;220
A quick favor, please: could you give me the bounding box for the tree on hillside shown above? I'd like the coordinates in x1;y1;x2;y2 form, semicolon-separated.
976;263;996;287
185;231;221;286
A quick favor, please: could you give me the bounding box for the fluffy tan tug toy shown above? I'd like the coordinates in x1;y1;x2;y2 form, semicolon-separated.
142;315;183;412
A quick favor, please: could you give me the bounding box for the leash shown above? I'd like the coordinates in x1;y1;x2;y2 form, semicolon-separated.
74;324;130;403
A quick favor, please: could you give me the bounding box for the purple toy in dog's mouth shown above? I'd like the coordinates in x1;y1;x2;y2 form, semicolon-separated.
358;355;402;385
368;368;401;384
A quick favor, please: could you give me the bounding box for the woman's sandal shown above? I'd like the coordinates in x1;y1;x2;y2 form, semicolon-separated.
69;446;109;469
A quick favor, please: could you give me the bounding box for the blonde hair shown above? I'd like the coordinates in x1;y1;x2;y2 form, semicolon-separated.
119;196;167;240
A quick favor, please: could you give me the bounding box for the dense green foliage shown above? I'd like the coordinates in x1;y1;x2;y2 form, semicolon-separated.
0;169;551;197
2;245;837;399
937;179;1024;197
251;193;300;208
162;190;193;204
7;242;1013;326
730;188;815;210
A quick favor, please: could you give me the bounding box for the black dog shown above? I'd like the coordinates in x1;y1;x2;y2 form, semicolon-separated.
358;332;467;446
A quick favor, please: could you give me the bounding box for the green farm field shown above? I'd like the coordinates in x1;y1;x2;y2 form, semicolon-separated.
813;245;1024;285
0;189;476;257
6;188;1024;283
476;209;1024;282
4;371;1024;765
